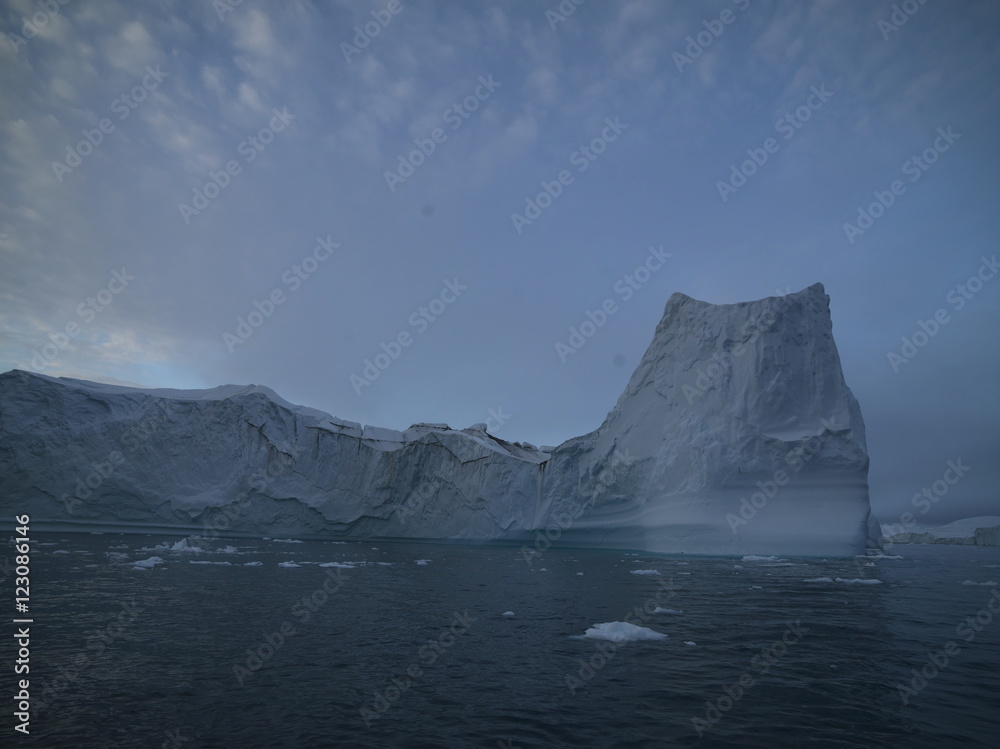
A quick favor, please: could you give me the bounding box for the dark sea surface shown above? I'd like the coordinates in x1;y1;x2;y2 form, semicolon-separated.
10;533;1000;748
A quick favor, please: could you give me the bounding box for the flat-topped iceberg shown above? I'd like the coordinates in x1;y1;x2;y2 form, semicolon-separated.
0;284;875;556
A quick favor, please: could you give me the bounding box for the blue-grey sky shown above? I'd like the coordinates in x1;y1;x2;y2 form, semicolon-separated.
1;0;997;525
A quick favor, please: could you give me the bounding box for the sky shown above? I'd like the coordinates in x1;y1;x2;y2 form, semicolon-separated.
1;0;997;526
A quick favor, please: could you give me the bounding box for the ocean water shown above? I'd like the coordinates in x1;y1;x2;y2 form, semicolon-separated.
14;534;1000;748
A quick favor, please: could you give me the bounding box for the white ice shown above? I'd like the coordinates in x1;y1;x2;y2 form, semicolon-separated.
133;556;165;569
580;621;668;642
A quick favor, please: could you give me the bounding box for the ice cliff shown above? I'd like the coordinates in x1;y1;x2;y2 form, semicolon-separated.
0;283;875;556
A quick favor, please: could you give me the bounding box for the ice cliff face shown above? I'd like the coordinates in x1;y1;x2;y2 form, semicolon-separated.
0;283;874;556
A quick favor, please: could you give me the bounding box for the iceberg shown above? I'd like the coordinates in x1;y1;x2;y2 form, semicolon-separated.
0;284;875;556
883;516;1000;546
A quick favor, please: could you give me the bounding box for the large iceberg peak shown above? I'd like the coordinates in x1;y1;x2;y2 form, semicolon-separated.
0;284;874;556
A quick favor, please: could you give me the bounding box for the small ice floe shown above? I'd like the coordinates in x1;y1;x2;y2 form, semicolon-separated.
835;577;882;585
677;572;692;575
684;641;697;646
502;611;515;617
243;561;263;567
415;559;430;566
750;585;763;589
371;547;380;550
278;561;301;568
320;562;355;568
654;607;683;614
539;568;548;572
630;569;661;576
803;577;834;583
53;550;71;555
675;561;690;565
579;621;668;643
189;561;232;566
272;538;304;544
960;580;998;586
576;572;584;576
865;553;903;560
132;556;165;569
742;555;781;562
377;562;393;566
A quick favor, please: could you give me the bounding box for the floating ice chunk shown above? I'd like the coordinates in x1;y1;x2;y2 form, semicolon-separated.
244;561;263;567
576;572;584;575
216;545;240;554
675;561;690;565
581;621;668;643
677;572;691;575
377;562;393;566
803;577;834;583
742;555;781;562
733;565;742;569
959;580;998;586
502;611;515;617
319;562;355;568
272;539;304;544
835;577;882;585
751;585;763;589
864;553;903;560
630;569;660;575
684;641;697;646
415;559;430;565
190;561;232;566
53;550;71;555
133;556;165;569
278;561;301;568
654;607;683;614
539;568;547;572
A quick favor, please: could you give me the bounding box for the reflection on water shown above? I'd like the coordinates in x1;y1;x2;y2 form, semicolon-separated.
22;534;1000;748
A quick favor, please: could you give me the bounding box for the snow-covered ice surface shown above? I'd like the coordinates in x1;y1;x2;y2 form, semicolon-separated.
0;284;875;557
